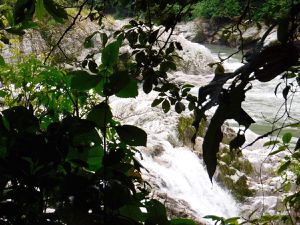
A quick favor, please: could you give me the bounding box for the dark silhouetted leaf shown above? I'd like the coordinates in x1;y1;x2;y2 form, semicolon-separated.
120;205;146;222
203;110;223;181
175;42;183;50
87;102;112;128
115;77;138;98
282;85;290;100
277;18;289;44
149;29;159;44
151;98;164;107
162;99;170;113
160;61;176;72
101;33;108;47
44;0;68;23
229;133;246;150
14;0;35;24
70;70;101;91
145;199;169;225
88;61;98;73
104;180;131;209
102;41;120;68
175;101;185;113
84;32;98;48
116;125;147;146
170;218;197;225
143;78;153;94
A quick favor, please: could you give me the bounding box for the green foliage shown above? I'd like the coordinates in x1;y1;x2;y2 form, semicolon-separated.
191;0;241;20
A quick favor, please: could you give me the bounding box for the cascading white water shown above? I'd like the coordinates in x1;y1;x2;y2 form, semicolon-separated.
110;90;240;223
141;142;240;217
109;33;241;222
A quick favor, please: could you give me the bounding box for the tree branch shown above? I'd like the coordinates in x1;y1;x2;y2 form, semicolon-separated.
43;0;89;64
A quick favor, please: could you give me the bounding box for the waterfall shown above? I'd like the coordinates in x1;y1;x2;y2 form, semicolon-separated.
110;91;239;224
141;142;240;218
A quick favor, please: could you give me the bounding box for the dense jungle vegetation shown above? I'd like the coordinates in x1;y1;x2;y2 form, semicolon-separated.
0;0;299;224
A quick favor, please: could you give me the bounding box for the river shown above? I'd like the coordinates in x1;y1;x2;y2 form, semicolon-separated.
205;44;300;137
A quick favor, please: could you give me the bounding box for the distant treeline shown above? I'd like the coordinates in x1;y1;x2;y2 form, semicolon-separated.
88;0;298;22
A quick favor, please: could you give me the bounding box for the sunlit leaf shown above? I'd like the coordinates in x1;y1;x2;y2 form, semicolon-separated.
0;90;8;97
282;132;292;144
35;0;45;20
277;160;291;174
224;217;240;225
0;55;5;66
270;148;287;157
263;140;280;147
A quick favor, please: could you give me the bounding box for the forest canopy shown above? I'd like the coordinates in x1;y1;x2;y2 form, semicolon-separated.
0;0;299;224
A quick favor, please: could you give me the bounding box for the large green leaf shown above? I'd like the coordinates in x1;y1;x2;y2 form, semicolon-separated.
101;41;120;68
116;125;147;146
119;205;147;222
87;102;112;128
0;55;5;66
169;218;197;225
115;77;138;98
145;199;168;225
282;132;292;144
43;0;68;23
87;146;104;171
104;71;138;98
70;70;101;91
2;106;39;133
